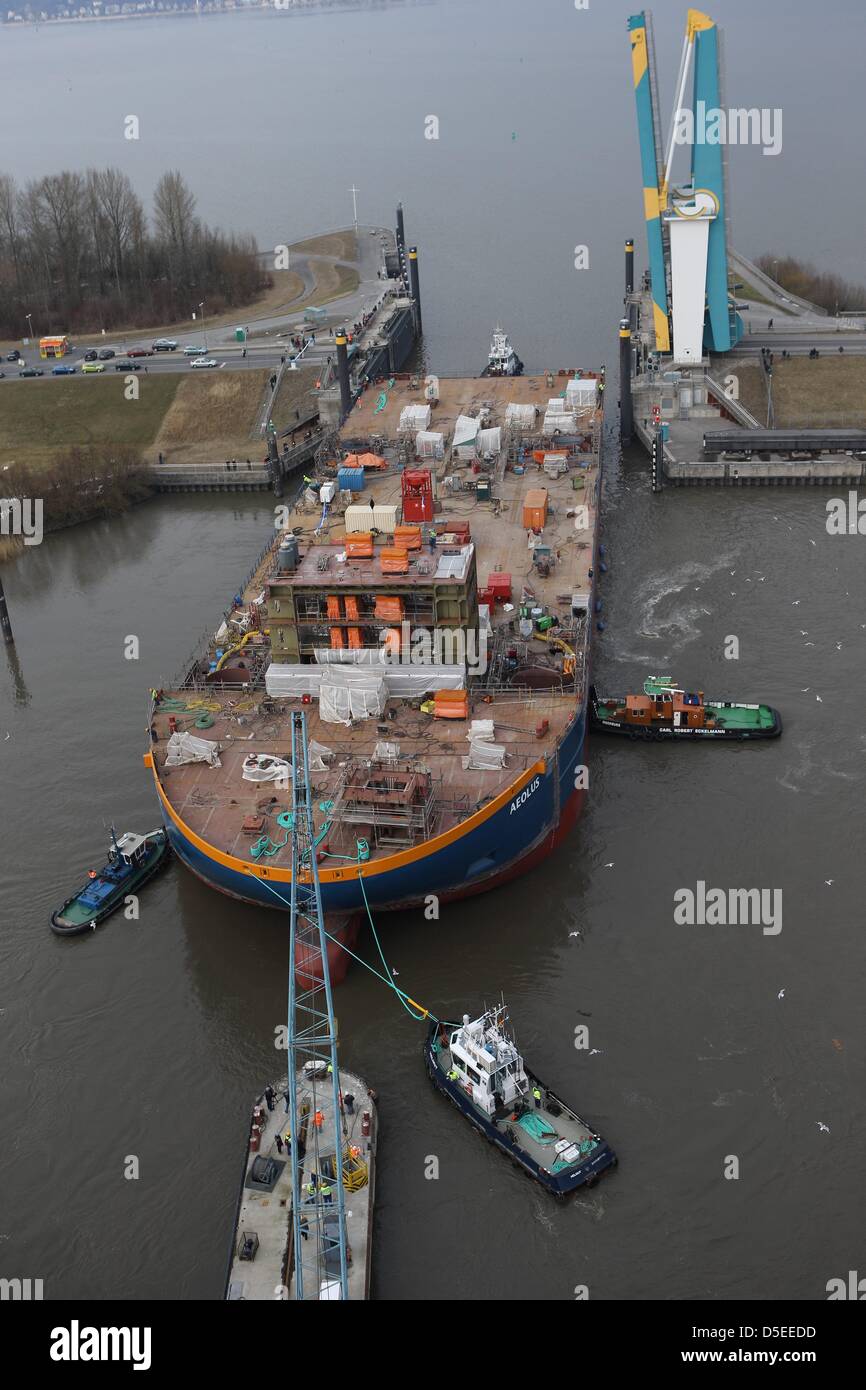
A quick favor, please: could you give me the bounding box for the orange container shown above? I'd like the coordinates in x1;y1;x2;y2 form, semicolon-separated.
380;546;409;574
433;689;469;719
327;595;342;620
330;628;345;650
344;595;361;621
347;626;363;649
347;533;374;558
522;488;548;530
394;525;422;552
374;595;404;621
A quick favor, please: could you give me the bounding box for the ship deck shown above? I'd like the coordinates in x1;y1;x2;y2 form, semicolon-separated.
152;687;576;868
226;1071;376;1301
432;1040;599;1170
152;373;602;873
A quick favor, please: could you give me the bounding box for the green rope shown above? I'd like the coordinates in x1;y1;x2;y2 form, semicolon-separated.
355;866;427;1020
253;864;436;1023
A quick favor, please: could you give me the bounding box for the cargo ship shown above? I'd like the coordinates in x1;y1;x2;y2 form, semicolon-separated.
144;368;604;917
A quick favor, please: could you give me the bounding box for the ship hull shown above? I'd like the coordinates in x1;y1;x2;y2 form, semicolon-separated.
150;706;587;914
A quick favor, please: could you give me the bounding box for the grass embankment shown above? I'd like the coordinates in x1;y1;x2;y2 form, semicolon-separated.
290;230;358;262
0;375;180;475
723;356;866;428
152;370;273;466
270;368;319;434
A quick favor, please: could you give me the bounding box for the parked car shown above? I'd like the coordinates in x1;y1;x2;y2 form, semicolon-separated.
182;344;207;355
97;348;116;360
152;338;178;351
127;348;153;358
20;367;44;377
6;349;21;362
115;361;141;372
190;358;218;369
52;364;77;375
83;349;99;362
81;361;105;374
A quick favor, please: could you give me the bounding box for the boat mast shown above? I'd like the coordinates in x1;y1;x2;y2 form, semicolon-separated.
286;710;349;1301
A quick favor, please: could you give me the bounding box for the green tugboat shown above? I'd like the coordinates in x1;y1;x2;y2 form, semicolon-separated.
589;676;782;741
51;828;171;936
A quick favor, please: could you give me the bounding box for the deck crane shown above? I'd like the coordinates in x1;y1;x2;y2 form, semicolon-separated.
285;709;350;1300
628;8;743;364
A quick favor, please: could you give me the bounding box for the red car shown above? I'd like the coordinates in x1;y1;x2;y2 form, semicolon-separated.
126;348;154;358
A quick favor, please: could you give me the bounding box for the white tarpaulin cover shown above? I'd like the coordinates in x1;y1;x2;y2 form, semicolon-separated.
320;668;387;725
416;430;445;459
308;740;334;771
477;426;501;455
453;415;479;449
266;661;465;704
543;410;577;434
504;403;537;429
374;741;400;761
242;753;292;783
565;378;598;410
467;719;495;742
164;732;222;767
399;403;431;433
462;740;507;771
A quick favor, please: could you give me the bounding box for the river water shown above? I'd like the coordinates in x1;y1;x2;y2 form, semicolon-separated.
1;0;864;1302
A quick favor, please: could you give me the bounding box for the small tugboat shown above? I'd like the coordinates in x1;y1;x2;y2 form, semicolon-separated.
425;1003;616;1197
481;326;523;377
50;828;171;935
589;676;782;741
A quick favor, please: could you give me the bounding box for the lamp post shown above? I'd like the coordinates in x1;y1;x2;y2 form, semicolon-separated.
198;301;206;351
25;313;33;345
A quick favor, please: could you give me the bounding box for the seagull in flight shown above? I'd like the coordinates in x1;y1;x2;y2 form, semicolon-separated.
816;1122;830;1134
569;930;582;938
824;879;834;886
603;862;614;869
777;989;785;1000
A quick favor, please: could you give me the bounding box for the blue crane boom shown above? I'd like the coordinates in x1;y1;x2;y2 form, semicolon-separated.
286;710;350;1301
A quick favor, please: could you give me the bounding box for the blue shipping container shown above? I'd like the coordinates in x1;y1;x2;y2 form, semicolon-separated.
337;467;365;492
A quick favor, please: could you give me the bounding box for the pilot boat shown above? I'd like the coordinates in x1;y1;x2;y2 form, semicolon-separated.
425;1002;617;1196
589;675;782;740
50;828;171;935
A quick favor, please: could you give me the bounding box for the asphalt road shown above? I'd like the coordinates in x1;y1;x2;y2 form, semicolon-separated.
1;226;398;386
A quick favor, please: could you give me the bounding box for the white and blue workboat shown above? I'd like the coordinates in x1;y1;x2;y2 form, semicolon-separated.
425;1003;617;1197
